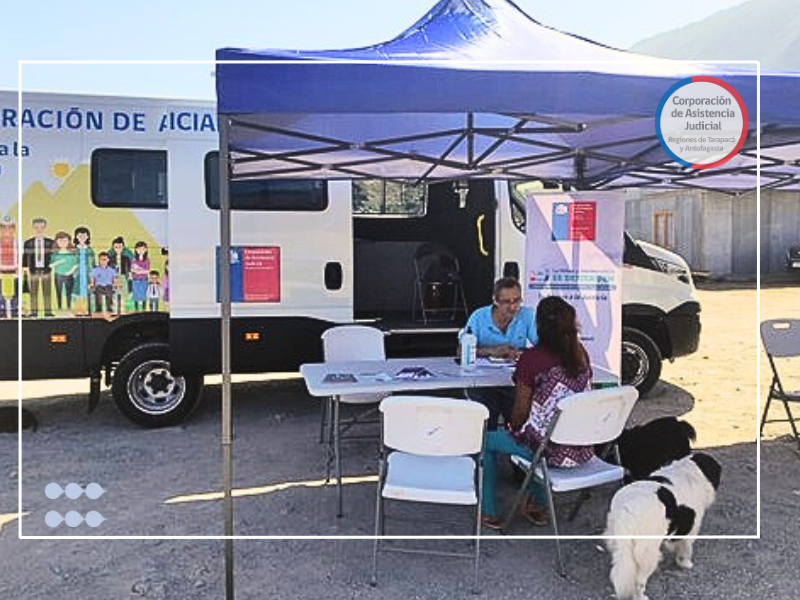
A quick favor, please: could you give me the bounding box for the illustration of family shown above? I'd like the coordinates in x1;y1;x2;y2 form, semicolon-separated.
0;216;169;319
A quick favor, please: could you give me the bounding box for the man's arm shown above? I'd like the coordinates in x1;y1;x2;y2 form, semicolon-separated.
477;344;518;360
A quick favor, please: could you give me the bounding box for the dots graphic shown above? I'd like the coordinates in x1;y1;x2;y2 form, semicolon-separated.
45;483;64;500
85;483;106;499
65;483;83;500
45;510;106;528
85;511;106;527
65;511;84;527
44;482;106;500
45;511;63;527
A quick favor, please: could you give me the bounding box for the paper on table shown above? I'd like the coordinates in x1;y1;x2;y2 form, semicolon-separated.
323;373;358;383
394;366;437;380
475;357;515;368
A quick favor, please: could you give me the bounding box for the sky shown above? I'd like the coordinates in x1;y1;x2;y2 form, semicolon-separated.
3;0;748;99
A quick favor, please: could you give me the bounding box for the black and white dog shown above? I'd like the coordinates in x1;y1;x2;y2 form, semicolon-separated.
615;417;697;481
605;453;722;600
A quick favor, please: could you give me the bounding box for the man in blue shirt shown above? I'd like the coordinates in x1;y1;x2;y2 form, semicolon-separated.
464;277;537;429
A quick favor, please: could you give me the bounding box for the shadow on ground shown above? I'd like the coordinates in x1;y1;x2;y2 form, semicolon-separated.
1;380;794;599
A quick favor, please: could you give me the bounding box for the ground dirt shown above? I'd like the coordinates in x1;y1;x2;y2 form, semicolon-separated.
1;281;799;599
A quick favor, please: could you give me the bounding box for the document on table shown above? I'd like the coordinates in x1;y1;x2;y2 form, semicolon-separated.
394;366;437;380
475;357;516;368
323;373;358;383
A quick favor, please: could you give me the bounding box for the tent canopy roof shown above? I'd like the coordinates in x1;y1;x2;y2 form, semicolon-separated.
216;0;800;191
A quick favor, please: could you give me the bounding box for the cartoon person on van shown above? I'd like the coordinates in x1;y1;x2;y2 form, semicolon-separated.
0;216;19;318
107;236;133;311
73;226;95;316
22;217;55;317
50;231;77;312
131;241;150;311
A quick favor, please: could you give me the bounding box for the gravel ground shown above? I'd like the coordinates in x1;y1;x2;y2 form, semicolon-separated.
1;281;799;599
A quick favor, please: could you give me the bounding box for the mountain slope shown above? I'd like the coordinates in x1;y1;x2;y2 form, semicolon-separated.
630;0;800;71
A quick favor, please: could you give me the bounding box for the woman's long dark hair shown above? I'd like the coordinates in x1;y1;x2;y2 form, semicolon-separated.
536;296;588;378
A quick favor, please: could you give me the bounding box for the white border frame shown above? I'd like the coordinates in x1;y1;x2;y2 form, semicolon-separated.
16;58;761;541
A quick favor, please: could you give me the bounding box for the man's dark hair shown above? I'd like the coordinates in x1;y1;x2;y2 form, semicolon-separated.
492;277;521;299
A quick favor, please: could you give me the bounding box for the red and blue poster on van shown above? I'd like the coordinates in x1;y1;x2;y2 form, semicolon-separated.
216;245;281;303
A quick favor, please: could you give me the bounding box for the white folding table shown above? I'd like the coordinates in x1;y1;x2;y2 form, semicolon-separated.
301;357;516;516
301;356;617;516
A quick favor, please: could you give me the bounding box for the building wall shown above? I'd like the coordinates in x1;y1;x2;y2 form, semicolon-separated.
625;189;800;277
763;190;800;273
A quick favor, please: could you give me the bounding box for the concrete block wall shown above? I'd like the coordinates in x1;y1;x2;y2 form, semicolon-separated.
625;189;799;277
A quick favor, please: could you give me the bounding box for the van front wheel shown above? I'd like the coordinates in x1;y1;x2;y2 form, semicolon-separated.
112;342;204;427
621;327;662;396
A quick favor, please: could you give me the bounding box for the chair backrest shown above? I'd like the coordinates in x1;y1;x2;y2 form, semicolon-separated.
761;319;800;359
549;385;639;446
322;325;386;362
414;242;460;283
380;396;488;456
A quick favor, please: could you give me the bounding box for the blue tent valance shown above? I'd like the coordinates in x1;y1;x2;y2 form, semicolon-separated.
215;0;800;191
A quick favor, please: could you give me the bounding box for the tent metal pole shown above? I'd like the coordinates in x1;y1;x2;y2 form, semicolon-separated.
219;115;235;600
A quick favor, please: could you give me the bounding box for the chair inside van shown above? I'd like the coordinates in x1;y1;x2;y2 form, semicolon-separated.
412;242;468;323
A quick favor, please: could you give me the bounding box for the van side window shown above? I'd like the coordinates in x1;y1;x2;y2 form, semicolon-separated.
352;180;426;217
91;149;167;208
205;152;328;211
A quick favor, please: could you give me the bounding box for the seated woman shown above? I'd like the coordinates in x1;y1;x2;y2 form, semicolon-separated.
481;295;594;529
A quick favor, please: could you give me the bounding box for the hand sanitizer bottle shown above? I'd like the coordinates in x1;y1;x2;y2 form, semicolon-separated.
460;327;477;371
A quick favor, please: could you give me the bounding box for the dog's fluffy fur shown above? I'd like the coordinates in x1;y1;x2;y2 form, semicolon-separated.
605;453;722;600
616;417;697;481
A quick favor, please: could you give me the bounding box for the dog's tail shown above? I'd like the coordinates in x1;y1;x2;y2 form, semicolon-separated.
609;537;639;600
677;420;697;444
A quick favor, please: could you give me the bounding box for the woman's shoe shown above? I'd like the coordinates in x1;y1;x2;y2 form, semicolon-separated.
481;515;503;530
521;503;548;527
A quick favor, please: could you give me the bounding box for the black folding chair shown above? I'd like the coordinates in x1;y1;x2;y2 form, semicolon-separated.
760;319;800;453
412;242;468;323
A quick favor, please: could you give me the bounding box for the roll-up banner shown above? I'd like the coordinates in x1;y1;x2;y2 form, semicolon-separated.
524;192;625;378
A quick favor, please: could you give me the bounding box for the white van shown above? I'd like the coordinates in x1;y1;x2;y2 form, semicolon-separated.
0;91;700;426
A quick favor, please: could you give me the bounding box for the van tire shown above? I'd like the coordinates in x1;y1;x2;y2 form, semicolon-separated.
621;327;662;396
111;342;203;427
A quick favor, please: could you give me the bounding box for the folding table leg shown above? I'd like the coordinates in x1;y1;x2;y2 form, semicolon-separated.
319;395;330;443
334;395;343;517
371;462;385;587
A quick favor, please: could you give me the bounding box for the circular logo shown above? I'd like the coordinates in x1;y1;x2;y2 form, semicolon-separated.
655;76;749;169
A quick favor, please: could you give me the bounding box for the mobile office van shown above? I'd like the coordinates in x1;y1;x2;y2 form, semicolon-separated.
0;91;699;426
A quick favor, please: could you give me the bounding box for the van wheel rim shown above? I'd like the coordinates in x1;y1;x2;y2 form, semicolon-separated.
127;359;186;415
622;342;648;387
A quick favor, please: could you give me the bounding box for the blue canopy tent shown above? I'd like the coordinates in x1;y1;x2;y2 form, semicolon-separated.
216;0;800;192
212;1;800;594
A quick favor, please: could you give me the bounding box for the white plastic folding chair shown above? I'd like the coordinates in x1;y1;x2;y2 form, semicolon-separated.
502;385;639;576
321;325;387;516
760;319;800;453
371;396;489;592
